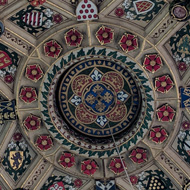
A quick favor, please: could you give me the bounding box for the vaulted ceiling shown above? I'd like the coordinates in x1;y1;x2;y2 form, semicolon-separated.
0;0;190;190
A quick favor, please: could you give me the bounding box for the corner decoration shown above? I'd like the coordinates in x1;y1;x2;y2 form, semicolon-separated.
169;0;190;21
40;46;154;158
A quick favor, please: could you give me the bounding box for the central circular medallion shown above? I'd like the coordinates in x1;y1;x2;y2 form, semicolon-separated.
58;59;141;138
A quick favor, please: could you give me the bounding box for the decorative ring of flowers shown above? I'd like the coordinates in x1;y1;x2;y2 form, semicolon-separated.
81;159;98;176
40;46;154;158
35;135;53;151
59;152;75;168
65;28;83;47
143;54;163;73
25;64;44;82
23;114;41;130
119;33;138;53
95;26;114;45
19;87;37;103
129;147;147;164
44;40;62;58
155;75;174;93
156;104;175;122
149;126;168;144
109;157;126;175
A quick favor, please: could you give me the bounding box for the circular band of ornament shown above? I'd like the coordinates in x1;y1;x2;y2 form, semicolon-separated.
40;47;154;158
58;59;141;137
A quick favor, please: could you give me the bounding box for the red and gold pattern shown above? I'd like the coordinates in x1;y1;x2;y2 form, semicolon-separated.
25;64;43;82
76;104;97;124
96;26;114;45
0;50;12;69
129;147;147;164
155;75;174;93
102;72;124;92
119;33;138;53
143;54;162;73
109;158;126;175
72;75;93;96
23;114;41;130
36;135;53;151
44;40;62;58
106;104;127;122
135;1;154;14
149;126;168;144
81;159;98;176
156;104;175;122
65;28;83;47
19;87;37;103
59;152;75;168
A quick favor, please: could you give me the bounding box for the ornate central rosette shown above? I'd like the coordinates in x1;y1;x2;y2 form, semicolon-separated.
40;47;154;158
58;59;141;137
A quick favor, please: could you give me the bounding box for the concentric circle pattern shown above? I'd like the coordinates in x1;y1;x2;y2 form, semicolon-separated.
1;1;186;188
58;59;141;138
40;47;154;157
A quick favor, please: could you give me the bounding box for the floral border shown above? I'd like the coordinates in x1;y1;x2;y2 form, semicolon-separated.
40;47;154;158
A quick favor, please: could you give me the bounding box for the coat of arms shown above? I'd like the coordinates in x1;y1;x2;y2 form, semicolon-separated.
9;151;24;170
133;0;155;15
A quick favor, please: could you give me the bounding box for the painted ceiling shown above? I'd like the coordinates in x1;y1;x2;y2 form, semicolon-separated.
0;0;190;190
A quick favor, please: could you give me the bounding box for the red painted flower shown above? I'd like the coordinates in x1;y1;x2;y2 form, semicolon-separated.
36;135;53;151
178;62;187;71
155;75;174;93
81;159;98;176
129;148;147;164
4;75;14;84
13;132;22;141
44;40;62;58
156;104;175;122
119;33;138;53
74;179;83;188
23;114;41;130
109;158;126;175
20;87;37;103
65;28;83;47
59;152;75;168
143;54;162;73
115;8;124;17
29;0;46;6
53;14;63;24
182;121;190;130
130;176;138;185
96;26;114;45
25;64;43;82
149;127;168;144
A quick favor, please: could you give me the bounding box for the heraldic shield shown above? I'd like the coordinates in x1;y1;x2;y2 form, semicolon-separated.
9;151;24;170
133;0;155;15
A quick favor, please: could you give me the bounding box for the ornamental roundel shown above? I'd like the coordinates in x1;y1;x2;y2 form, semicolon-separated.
58;59;141;137
40;47;154;158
